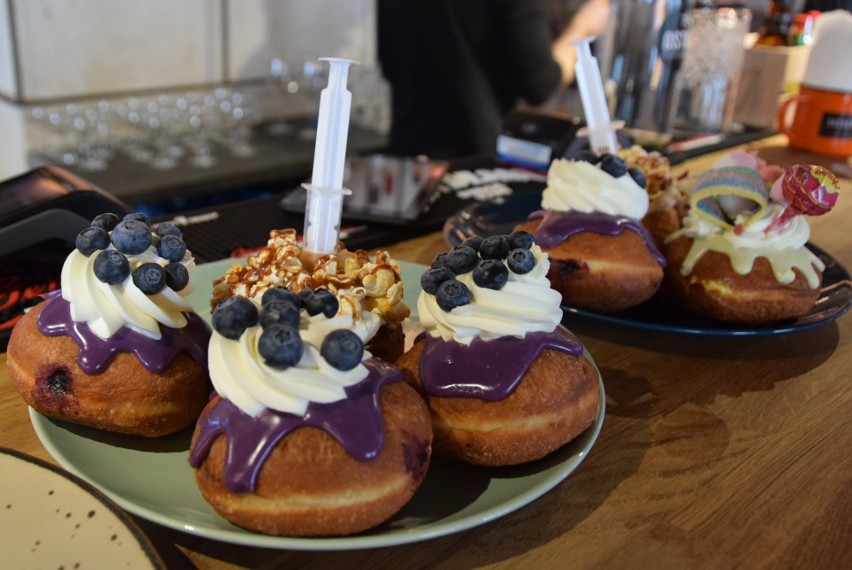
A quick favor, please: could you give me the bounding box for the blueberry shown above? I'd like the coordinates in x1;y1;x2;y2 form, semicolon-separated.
156;234;186;262
155;222;182;238
431;251;449;269
599;154;628;178
298;288;313;303
321;329;364;371
93;250;130;285
258;324;303;369
304;288;339;318
473;259;509;289
261;287;303;309
163;262;189;291
122;212;151;227
507;248;535;274
90;213;120;232
508;230;535;250
479;235;510;260
259;300;300;329
75;226;110;256
445;246;478;275
421;266;454;295
436;279;470;312
628;167;647;189
460;235;484;252
132;262;167;295
573;149;600;164
111;220;152;255
212;296;258;340
45;367;71;396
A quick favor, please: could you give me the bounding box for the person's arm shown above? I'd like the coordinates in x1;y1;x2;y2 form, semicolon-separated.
495;0;566;105
551;0;611;85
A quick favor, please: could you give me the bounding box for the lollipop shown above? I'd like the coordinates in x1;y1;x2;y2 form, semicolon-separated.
769;164;840;228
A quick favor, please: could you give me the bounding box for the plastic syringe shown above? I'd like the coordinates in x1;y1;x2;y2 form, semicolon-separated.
302;57;358;257
573;37;618;155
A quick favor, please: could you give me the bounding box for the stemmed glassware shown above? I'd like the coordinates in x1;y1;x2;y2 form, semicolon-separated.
25;87;263;172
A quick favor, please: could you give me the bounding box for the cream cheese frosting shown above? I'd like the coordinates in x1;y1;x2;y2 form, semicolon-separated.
542;158;649;220
60;240;196;341
666;159;835;289
417;245;563;345
208;303;375;417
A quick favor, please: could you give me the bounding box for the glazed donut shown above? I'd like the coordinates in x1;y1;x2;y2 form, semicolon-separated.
7;301;209;437
664;235;822;324
191;379;432;536
397;334;600;467
6;212;210;437
663;161;837;325
516;156;666;312
404;232;600;466
515;217;664;312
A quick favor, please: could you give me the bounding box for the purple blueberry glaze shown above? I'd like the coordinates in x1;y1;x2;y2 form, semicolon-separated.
36;293;209;374
418;327;584;400
529;209;666;266
188;358;403;493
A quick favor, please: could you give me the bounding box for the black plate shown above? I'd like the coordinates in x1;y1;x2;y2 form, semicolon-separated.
442;193;852;336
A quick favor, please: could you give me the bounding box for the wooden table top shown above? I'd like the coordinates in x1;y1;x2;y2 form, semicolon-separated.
1;135;850;569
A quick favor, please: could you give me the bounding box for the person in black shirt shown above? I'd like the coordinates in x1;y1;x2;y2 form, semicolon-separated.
377;0;608;159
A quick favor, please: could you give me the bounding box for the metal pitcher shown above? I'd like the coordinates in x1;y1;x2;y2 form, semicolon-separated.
596;0;692;135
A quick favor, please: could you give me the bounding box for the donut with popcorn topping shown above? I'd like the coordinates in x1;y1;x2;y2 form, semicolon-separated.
210;228;410;362
189;285;431;537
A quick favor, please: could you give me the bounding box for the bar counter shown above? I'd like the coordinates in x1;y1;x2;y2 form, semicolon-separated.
1;135;850;568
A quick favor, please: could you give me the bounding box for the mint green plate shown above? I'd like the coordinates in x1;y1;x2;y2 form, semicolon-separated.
31;259;604;550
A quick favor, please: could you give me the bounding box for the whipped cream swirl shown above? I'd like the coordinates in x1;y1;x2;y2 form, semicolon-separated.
542;158;649;220
209;307;380;417
61;246;195;341
417;245;563;345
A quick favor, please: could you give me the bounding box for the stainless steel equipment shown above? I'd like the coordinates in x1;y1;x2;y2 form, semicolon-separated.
596;0;693;135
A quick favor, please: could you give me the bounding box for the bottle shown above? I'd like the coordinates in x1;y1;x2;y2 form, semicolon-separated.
789;11;819;46
756;0;796;46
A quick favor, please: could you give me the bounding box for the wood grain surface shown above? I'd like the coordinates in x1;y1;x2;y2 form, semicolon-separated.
1;136;850;569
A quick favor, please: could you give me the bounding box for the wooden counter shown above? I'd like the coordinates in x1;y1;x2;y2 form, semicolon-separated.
1;135;850;568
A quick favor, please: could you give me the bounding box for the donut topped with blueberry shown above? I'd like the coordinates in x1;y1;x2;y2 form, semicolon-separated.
75;212;191;294
211;287;364;372
421;231;540;313
571;150;648;190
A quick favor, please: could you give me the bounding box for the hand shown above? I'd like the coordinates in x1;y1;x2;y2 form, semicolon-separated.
551;0;611;85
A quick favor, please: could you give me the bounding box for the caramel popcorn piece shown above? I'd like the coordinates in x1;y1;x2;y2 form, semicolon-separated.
210;230;410;325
